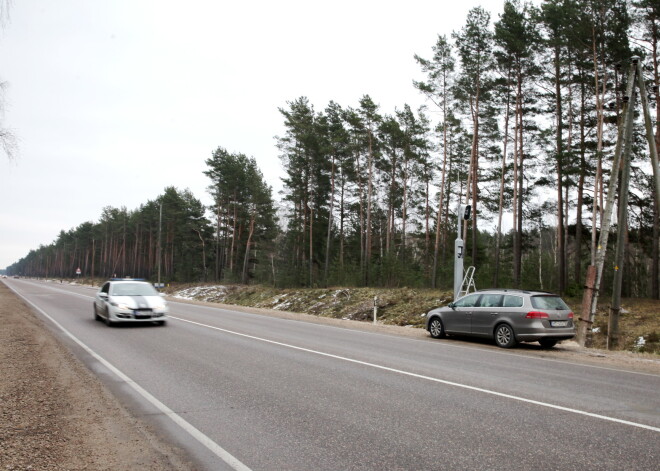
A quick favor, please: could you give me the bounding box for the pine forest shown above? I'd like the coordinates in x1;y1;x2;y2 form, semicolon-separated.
9;0;660;302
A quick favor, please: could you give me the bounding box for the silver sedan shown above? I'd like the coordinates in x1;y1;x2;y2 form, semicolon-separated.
93;279;168;326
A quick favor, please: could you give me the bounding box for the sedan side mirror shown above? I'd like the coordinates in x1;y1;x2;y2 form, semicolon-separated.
99;292;108;299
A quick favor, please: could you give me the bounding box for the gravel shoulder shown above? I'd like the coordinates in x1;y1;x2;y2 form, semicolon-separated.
1;282;658;470
0;282;193;470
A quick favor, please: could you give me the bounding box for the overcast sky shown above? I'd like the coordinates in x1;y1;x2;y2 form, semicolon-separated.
0;0;512;270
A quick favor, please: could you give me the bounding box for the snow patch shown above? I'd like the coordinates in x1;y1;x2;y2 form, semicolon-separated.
173;285;228;302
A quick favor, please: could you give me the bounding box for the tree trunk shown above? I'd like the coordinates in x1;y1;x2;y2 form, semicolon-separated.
517;92;524;288
555;43;565;294
471;99;480;266
242;213;255;284
339;166;345;271
432;122;448;289
324;154;336;286
654;21;660;299
356;149;365;283
575;77;587;286
365;128;374;286
402;157;409;258
229;200;237;271
309;204;313;287
494;74;512;288
590;25;607;266
512;87;522;287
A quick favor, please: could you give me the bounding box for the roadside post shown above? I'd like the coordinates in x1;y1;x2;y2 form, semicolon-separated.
373;296;378;324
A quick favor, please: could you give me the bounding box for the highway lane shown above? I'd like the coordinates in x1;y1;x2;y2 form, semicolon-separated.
6;278;660;470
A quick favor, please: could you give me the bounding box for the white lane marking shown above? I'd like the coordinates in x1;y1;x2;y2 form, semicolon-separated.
171;315;660;434
17;281;660;379
169;300;660;379
10;287;252;471
11;280;660;429
18;280;96;300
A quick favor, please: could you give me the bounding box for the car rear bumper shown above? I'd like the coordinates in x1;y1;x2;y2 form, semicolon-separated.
515;328;575;342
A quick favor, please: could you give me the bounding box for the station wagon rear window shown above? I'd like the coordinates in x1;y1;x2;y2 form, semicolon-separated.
531;295;569;310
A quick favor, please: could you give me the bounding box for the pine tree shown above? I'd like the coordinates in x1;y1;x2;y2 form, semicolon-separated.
205;148;277;283
414;34;456;288
453;6;495;267
277;97;330;286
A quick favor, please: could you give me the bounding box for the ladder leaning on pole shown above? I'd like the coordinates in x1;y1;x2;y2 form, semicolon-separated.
457;266;477;299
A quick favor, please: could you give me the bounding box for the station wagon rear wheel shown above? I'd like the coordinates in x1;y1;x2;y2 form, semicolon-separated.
429;318;445;339
494;324;517;348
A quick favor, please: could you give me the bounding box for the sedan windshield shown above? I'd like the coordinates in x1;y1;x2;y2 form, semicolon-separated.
110;283;158;297
531;295;569;310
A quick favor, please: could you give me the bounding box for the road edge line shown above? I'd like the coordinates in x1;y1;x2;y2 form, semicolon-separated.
9;285;252;471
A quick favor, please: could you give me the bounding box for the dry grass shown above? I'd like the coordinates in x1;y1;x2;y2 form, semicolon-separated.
167;283;660;354
571;298;660;354
73;279;660;354
169;283;452;328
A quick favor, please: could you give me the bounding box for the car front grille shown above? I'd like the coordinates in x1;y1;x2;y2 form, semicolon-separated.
133;309;153;319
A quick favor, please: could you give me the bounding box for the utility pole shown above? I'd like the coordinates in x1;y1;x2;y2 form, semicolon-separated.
577;63;635;346
577;56;660;349
158;201;162;288
608;88;635;349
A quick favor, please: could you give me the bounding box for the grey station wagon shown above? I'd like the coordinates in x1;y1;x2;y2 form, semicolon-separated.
425;289;575;348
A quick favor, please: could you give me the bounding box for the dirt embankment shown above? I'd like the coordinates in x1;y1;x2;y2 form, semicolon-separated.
0;282;191;470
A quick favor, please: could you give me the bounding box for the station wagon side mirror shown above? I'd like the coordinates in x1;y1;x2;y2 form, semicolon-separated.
448;302;456;309
99;292;108;299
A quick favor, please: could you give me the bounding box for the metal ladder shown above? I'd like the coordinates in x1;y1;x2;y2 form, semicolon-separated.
458;266;477;298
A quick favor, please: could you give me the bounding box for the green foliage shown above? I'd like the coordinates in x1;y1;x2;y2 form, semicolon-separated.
204;147;278;283
8;0;660;307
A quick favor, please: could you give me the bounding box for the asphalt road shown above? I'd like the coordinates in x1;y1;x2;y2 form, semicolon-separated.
6;278;660;470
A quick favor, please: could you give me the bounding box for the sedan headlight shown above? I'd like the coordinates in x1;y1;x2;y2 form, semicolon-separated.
153;303;167;311
110;302;133;311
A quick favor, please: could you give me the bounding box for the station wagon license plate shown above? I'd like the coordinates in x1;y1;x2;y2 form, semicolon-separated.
551;321;568;327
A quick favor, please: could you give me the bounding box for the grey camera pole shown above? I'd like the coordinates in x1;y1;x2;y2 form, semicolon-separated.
454;203;467;301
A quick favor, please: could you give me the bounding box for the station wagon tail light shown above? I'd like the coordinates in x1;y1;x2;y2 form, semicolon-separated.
526;311;549;319
568;312;574;318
